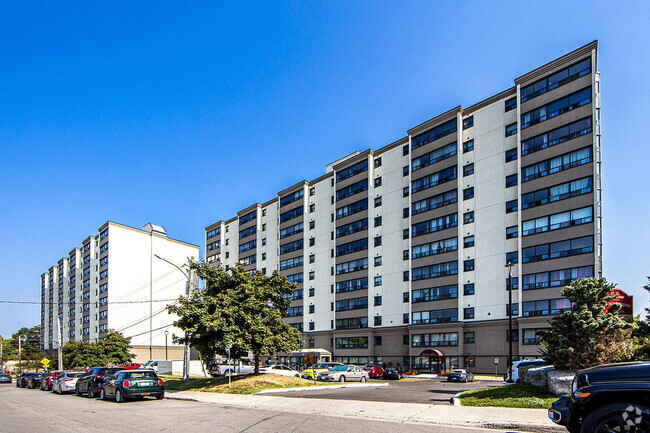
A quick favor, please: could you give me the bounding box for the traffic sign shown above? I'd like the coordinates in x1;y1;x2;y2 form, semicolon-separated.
494;357;499;365
41;358;51;368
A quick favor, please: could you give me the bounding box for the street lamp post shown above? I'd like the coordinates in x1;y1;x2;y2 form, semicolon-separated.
154;254;193;381
164;330;169;361
506;261;514;382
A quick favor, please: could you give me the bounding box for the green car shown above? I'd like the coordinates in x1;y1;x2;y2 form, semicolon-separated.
100;369;164;403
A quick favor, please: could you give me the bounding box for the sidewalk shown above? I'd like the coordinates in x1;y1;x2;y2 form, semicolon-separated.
166;390;563;433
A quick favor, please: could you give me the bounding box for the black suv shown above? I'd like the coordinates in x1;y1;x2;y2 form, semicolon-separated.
76;367;125;398
549;362;650;432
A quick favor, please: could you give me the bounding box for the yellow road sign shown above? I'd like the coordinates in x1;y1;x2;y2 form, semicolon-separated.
40;358;50;367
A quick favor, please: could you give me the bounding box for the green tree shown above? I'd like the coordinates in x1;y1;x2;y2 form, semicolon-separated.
632;276;650;360
5;325;42;359
62;330;134;369
541;277;634;371
168;263;302;374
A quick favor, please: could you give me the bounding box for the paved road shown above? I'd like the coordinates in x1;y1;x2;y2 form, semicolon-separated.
0;384;505;433
269;378;501;404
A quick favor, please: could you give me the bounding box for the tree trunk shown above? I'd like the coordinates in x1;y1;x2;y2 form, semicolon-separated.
254;353;260;374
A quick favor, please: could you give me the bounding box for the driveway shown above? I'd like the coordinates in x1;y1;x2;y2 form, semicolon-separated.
267;378;502;404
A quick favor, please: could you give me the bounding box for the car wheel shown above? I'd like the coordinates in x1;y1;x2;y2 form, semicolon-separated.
360;376;367;383
75;386;81;397
88;387;95;399
224;370;232;378
115;389;125;403
155;392;165;400
99;389;105;401
294;374;300;378
28;382;33;389
339;376;346;383
580;403;650;433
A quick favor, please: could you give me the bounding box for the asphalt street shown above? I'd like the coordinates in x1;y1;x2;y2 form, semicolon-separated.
269;378;501;404
0;384;506;433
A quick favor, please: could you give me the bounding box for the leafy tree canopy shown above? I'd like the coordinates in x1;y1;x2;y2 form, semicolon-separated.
62;330;134;369
2;325;42;360
168;263;302;373
541;277;634;371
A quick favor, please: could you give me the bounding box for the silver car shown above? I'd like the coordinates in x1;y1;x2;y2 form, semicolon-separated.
317;365;369;383
53;372;85;394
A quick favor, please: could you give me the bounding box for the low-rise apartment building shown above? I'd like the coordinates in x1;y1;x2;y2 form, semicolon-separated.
204;41;602;373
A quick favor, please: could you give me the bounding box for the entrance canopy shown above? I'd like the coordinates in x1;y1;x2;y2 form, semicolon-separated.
419;349;443;357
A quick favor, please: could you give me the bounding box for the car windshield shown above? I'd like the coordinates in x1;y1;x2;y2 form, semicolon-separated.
0;374;9;378
312;364;331;369
124;371;156;379
68;373;85;378
452;370;465;374
330;366;347;371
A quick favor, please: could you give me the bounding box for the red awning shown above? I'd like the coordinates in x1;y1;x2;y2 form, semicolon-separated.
419;349;444;357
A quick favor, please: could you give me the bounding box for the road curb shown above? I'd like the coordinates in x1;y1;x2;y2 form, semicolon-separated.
257;382;389;394
450;391;463;406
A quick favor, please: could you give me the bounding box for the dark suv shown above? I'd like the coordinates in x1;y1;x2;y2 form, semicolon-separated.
549;362;650;432
76;367;125;398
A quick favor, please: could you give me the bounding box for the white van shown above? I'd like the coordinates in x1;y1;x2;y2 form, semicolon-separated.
506;359;547;382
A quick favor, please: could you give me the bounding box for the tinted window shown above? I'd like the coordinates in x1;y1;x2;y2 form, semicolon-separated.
124;371;157;379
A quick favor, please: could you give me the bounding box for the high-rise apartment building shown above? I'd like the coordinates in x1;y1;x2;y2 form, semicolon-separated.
204;42;601;373
41;221;199;362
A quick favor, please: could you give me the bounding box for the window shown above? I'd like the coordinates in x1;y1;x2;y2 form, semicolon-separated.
506;251;518;264
335;337;369;349
280;207;303;223
505;148;518;162
463;187;474;200
337;199;368;219
309;187;315;196
374;316;382;326
309;271;315;280
403;250;409;260
374;177;382;187
521;147;592;183
522;236;593;263
522;206;593;236
521;86;591;129
374;216;382;227
412;261;458;281
463;283;475;295
412;143;457;172
403;271;410;281
412;332;458;347
403;313;409;324
522;266;594;291
309;204;315;213
336;277;368;293
337;160;369;182
521;57;591;102
522;299;572;317
403;145;409;155
506;329;519;342
505;123;517;137
411;237;457;258
463;116;474;129
280;190;305;208
374;336;382;346
336;258;369;275
463;260;475;272
506;200;518;213
464;332;475;344
506;303;519;316
462;140;474;153
412;166;457;193
412;214;458;237
463;163;474;177
506;277;519;291
239;210;257;225
412;308;458;324
286;306;303;317
412;285;458;302
522;117;592;155
506;174;518;188
374;296;382;306
374;157;382;167
523;328;549;345
309;220;315;230
522;177;592;210
403;292;409;303
464;307;475;320
374;256;382;266
506;226;518;239
336;239;367;256
280;239;303;255
463;211;474;224
374;197;382;207
403;187;409;197
280;257;303;270
403;229;409;239
463;236;474;248
374;236;382;247
262;253;266;261
505;97;517;112
412;190;457;215
374;276;382;286
411;118;457;150
336;179;368;201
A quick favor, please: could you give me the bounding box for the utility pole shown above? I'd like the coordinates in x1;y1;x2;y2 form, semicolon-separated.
1;342;3;374
149;231;153;362
183;266;194;381
18;336;22;374
57;316;63;370
506;261;514;382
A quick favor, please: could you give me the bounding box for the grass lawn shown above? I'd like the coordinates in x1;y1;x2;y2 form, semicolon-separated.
161;374;332;395
459;383;558;409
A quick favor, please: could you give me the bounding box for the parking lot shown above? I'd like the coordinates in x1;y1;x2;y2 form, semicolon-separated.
270;377;502;404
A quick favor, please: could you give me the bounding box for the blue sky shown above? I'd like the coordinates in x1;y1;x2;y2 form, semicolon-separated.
1;1;648;337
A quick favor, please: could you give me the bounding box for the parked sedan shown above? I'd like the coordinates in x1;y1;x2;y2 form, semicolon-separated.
447;369;474;383
100;369;164;403
317;365;369;382
76;367;125;398
53;372;85;394
16;373;36;388
259;365;301;378
382;368;404;380
0;374;11;384
26;373;46;389
301;362;343;380
364;365;385;379
41;371;65;391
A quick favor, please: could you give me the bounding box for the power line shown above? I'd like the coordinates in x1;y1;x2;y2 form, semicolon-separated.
0;299;180;306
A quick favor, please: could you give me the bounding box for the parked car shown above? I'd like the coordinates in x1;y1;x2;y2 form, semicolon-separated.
549;361;650;433
100;369;164;402
301;362;344;380
382;368;404;380
76;367;125;398
506;359;546;383
116;363;141;370
259;365;301;378
26;373;46;389
142;360;173;375
0;374;11;384
364;365;385;379
40;371;65;391
16;373;36;388
447;369;474;383
207;359;256;377
53;372;85;394
317;365;369;382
